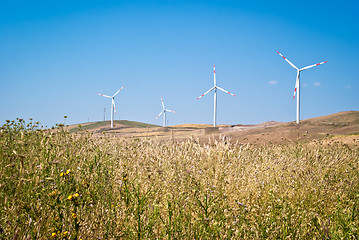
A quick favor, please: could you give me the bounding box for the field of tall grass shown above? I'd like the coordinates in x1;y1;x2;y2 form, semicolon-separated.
1;119;358;239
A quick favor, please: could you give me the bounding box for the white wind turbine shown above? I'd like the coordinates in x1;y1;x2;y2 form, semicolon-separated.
197;65;236;127
155;97;175;127
277;51;327;124
97;86;124;128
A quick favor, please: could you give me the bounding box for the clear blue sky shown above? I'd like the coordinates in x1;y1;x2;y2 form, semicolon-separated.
1;0;358;127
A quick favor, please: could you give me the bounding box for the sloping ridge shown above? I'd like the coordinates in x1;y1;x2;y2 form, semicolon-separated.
217;111;359;144
303;111;359;125
299;111;359;135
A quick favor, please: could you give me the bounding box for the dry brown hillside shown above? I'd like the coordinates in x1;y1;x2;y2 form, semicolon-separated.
69;111;359;145
210;111;359;145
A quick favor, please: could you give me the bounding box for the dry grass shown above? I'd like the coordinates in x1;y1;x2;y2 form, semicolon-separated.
0;119;358;239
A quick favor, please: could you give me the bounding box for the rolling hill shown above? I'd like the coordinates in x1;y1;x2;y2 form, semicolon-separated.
66;111;359;145
66;120;159;133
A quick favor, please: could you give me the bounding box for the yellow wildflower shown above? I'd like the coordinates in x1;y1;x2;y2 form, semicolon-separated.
51;232;56;237
72;213;77;219
68;195;73;201
66;169;71;174
63;231;68;236
73;193;79;198
60;173;64;177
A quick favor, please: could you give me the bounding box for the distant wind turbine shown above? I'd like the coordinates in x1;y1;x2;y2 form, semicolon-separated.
277;51;327;124
155;97;175;127
97;86;124;128
197;65;236;127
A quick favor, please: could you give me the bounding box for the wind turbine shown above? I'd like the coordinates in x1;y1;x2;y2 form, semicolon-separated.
155;97;175;127
97;86;124;128
277;51;327;124
197;65;236;127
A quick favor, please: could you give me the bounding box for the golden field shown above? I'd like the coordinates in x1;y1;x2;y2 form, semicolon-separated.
0;118;358;239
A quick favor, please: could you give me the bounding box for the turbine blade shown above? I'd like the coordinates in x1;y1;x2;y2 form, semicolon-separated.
112;86;124;97
300;61;327;71
277;51;299;70
213;64;216;86
293;71;300;99
161;97;165;109
166;109;175;113
112;99;116;114
196;87;215;100
97;93;112;98
155;110;164;120
217;86;236;96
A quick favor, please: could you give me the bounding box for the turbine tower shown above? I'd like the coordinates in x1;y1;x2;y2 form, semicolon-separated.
197;65;236;127
155;97;175;127
97;86;124;128
277;51;327;124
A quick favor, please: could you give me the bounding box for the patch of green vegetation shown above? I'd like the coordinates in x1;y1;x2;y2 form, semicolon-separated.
115;120;159;128
69;120;159;133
